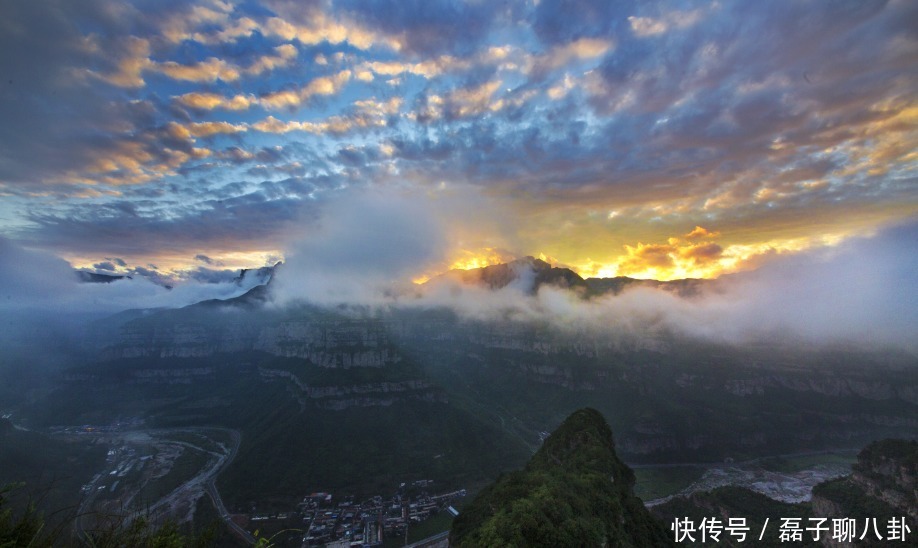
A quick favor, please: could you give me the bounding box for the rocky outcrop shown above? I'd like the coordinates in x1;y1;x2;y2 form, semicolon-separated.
809;439;917;546
850;439;917;520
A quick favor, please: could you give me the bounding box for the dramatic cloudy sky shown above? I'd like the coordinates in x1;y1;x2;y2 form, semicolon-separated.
1;0;916;283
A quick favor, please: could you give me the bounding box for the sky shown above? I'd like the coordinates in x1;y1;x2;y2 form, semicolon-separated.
1;0;916;285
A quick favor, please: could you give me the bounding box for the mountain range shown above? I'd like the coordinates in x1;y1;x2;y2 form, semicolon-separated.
1;257;914;544
75;255;710;301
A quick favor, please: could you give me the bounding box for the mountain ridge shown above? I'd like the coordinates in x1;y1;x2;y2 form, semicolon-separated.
203;256;715;307
428;255;712;298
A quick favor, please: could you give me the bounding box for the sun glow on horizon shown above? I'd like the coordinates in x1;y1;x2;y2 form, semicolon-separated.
411;247;516;285
67;226;862;288
572;231;853;281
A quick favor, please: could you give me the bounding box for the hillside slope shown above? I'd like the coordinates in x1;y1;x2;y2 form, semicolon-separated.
450;408;673;547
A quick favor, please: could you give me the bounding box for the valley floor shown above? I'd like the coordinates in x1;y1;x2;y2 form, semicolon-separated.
637;450;857;507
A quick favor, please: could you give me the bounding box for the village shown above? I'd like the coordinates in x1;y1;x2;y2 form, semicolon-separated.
53;420;464;547
245;480;466;547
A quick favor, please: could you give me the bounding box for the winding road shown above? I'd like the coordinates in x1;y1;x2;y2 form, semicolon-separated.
75;427;255;545
200;429;256;544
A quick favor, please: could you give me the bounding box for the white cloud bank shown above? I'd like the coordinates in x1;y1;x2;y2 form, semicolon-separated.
0;237;264;314
2;201;915;352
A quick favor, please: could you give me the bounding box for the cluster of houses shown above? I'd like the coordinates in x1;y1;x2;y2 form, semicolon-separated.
280;482;465;546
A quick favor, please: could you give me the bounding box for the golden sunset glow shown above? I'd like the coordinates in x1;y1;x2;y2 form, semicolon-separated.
411;247;516;284
447;248;517;271
570;229;856;281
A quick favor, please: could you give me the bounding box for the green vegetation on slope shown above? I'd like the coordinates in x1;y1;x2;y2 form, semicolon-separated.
219;389;529;508
0;483;216;548
633;467;705;501
810;438;917;545
450;408;673;547
24;349;531;509
0;418;106;528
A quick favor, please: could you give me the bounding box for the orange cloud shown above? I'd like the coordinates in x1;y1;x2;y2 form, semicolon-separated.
244;43;298;75
570;226;862;281
261;14;396;51
685;226;720;239
99;40;300;88
93;37;152;88
154;57;241;83
157;1;399;51
260;69;352;109
572;228;730;280
174;92;256;111
539;37;613;71
450;80;501;109
186;121;248;138
250;97;401;135
678;242;724;264
628;9;704;38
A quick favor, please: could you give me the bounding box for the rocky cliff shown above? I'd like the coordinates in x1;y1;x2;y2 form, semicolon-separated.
81;293;918;459
811;439;917;534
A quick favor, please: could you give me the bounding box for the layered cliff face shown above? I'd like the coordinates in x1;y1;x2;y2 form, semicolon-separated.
83;298;918;458
103;314;400;368
21;272;918;515
811;439;917;529
853;440;918;519
450;408;673;547
390;313;918;461
257;367;443;411
74;260;916;463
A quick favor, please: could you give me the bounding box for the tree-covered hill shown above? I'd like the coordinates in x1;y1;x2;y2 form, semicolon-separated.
450;408;673;547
